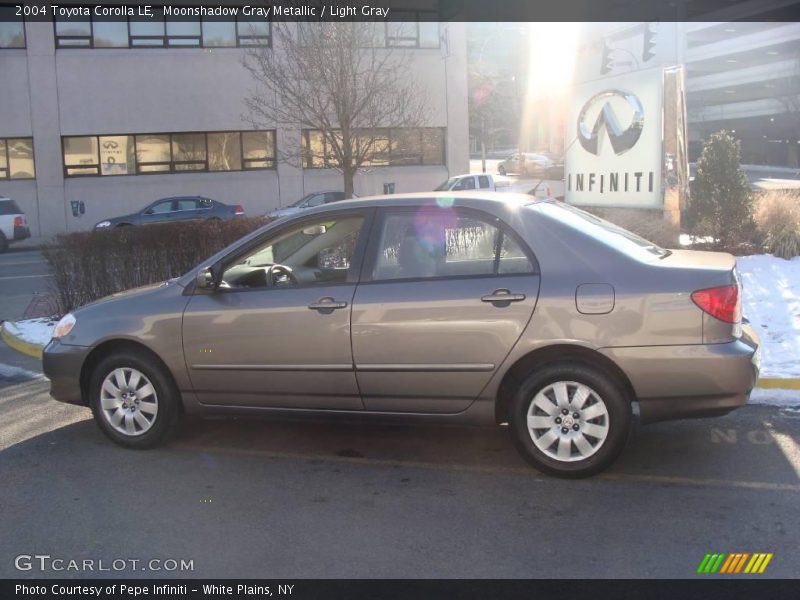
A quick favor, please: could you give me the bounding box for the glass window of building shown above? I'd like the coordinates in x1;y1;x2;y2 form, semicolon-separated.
172;133;207;170
421;129;445;165
386;18;418;47
135;134;171;172
419;22;440;48
92;20;129;47
242;131;275;169
390;129;423;165
202;20;237;47
8;138;35;178
237;19;270;46
0;8;25;48
0;140;6;178
99;136;135;175
167;20;201;46
129;18;166;46
63;136;99;176
208;132;242;171
55;17;92;47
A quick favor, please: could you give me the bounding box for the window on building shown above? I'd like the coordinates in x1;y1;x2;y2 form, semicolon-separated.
55;16;92;47
208;132;242;171
136;134;172;172
92;19;129;47
202;20;237;47
237;19;271;46
0;8;25;48
302;128;445;169
99;135;135;175
1;137;35;179
167;20;201;46
62;131;275;177
129;18;166;46
63;136;99;176
172;133;207;170
242;131;276;169
386;13;440;48
54;16;269;48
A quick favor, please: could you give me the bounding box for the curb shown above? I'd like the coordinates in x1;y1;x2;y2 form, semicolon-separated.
755;377;800;390
0;321;45;359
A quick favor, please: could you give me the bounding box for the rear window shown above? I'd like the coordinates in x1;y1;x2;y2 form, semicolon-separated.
535;201;670;260
0;199;22;215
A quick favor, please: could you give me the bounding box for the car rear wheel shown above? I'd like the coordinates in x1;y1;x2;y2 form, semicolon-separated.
89;351;181;449
0;231;7;253
509;362;631;478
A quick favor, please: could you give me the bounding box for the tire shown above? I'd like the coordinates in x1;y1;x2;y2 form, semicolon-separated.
498;165;506;176
0;231;8;253
509;362;631;478
89;350;182;449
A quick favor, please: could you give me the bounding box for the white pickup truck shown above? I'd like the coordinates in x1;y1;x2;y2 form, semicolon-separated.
434;173;503;192
0;197;31;252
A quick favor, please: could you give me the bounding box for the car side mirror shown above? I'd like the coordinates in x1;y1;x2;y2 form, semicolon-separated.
196;267;216;290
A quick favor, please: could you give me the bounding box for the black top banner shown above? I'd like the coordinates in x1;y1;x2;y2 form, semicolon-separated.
1;0;800;22
3;579;800;600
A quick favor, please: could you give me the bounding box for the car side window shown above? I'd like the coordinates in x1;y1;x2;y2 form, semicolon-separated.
149;200;174;214
478;175;490;189
177;199;197;211
372;210;534;281
453;178;476;191
198;198;213;209
221;215;365;289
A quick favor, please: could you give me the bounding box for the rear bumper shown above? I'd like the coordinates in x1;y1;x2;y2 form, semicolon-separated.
601;323;761;424
13;225;30;241
42;339;89;405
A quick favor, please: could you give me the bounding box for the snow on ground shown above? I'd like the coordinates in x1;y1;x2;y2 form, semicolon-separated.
750;388;800;408
2;317;56;347
737;255;800;379
0;362;43;381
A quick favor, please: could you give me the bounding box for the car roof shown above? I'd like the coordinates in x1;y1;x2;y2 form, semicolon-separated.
299;191;540;216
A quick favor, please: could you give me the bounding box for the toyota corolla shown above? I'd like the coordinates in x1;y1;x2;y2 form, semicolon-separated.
43;193;760;477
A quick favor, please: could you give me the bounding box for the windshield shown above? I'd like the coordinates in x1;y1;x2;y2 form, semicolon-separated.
289;194;315;208
539;202;671;259
434;178;457;191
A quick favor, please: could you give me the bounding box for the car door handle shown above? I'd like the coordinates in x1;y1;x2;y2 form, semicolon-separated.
308;297;348;311
481;289;526;304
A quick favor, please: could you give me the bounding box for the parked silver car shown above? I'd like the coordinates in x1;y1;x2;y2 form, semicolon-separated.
43;193;760;477
267;191;351;220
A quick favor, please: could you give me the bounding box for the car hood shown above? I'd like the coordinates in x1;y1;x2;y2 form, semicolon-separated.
75;280;177;313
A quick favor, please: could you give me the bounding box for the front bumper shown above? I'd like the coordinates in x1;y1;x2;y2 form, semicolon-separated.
13;225;30;241
42;339;90;405
601;323;761;424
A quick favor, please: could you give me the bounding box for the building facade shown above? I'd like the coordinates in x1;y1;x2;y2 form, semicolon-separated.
0;16;468;236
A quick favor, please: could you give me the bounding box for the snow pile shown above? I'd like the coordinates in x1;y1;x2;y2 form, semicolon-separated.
737;255;800;379
2;317;56;347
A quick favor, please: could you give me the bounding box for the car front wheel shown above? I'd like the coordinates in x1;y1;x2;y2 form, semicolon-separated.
89;351;182;449
509;362;631;478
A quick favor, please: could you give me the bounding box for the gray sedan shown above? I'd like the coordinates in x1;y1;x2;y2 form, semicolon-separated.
44;193;760;478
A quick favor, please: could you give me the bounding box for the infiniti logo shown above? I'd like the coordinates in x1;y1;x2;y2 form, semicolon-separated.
577;90;644;156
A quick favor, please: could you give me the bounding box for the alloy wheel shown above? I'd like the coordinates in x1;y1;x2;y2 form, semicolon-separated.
99;367;159;437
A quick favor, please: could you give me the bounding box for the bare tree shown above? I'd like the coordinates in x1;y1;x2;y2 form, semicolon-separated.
243;22;428;198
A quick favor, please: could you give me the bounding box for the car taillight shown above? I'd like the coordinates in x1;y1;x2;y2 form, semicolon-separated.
691;284;741;324
234;205;245;215
14;216;23;227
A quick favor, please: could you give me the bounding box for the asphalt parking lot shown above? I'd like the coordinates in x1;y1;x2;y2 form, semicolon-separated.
1;370;799;579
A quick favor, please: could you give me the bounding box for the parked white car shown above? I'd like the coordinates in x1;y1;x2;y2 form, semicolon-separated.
434;173;499;192
0;197;30;252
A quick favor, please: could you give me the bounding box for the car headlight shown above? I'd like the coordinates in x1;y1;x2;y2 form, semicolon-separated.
52;313;76;340
95;221;111;228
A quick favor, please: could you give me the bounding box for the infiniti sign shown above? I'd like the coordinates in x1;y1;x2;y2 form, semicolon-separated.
577;90;644;156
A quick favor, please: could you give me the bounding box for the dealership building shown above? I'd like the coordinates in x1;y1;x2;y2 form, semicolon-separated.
0;15;467;236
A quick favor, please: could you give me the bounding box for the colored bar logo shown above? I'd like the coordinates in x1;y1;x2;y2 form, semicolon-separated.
696;552;773;574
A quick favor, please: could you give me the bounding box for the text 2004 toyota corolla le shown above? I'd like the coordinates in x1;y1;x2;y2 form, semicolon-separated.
43;193;761;477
